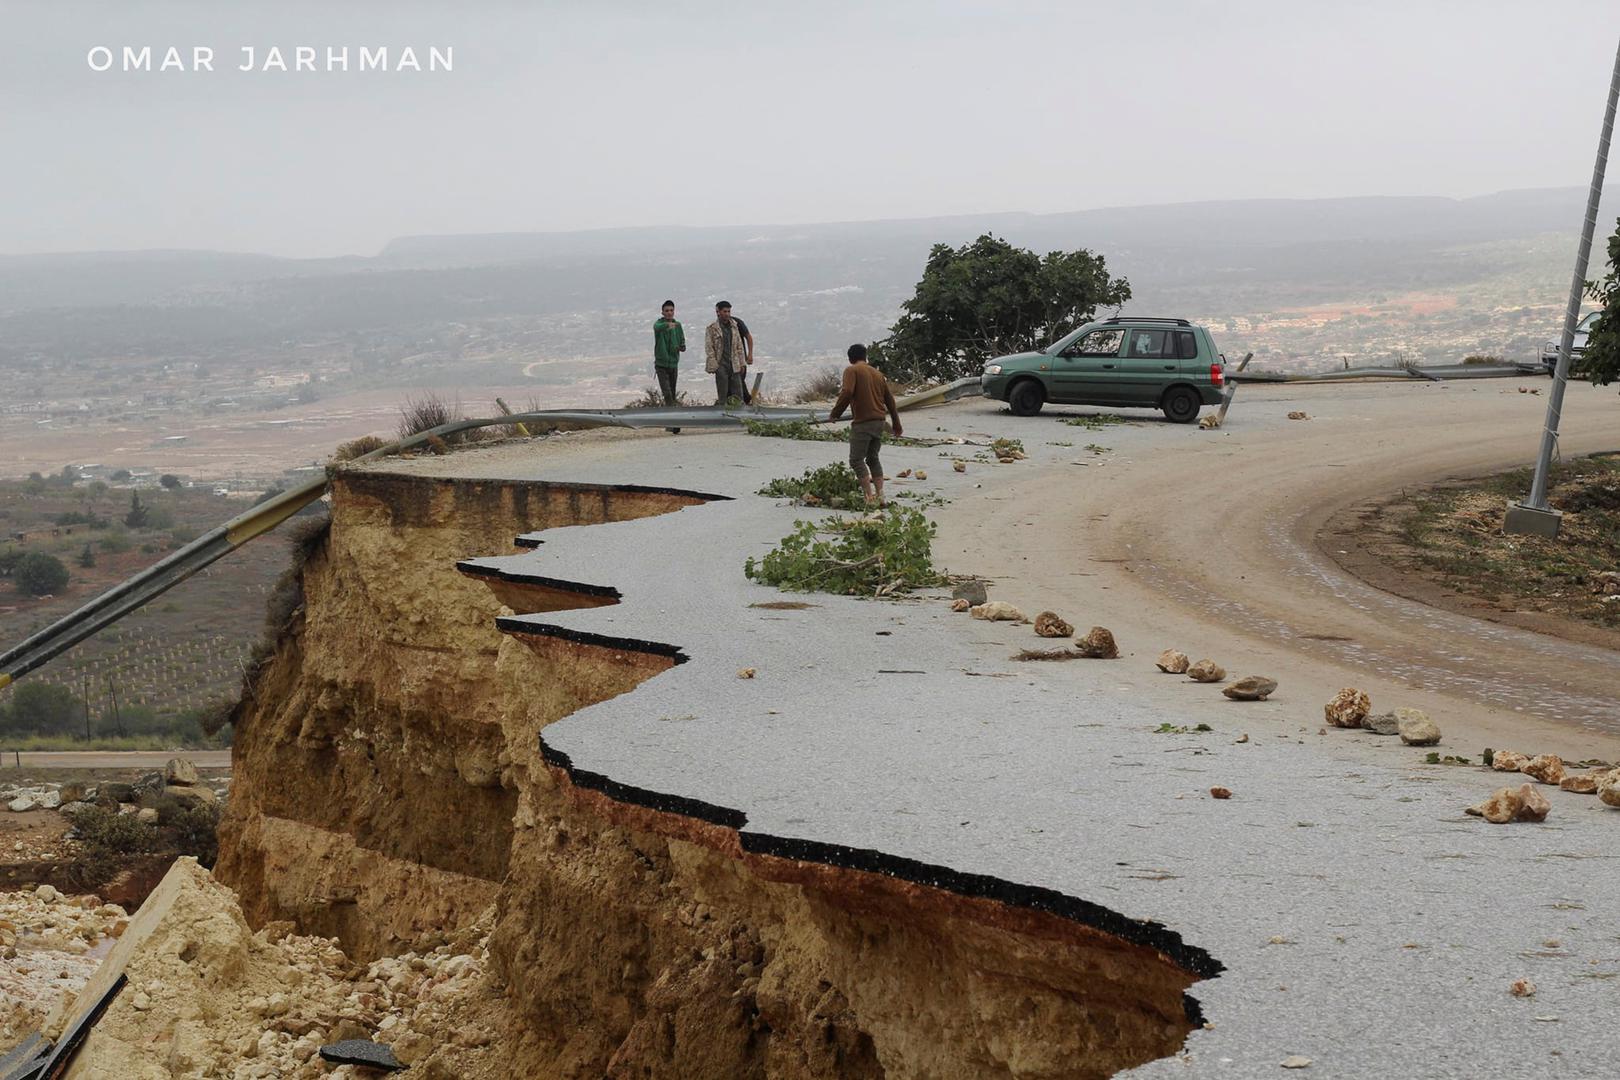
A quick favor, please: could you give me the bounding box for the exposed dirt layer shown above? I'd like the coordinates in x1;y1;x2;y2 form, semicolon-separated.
210;468;1217;1079
1326;454;1620;649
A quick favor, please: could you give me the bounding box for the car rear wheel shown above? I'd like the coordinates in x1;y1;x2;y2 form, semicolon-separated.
1161;385;1201;424
1008;379;1045;417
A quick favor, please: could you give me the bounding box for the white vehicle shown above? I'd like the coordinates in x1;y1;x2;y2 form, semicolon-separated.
1540;311;1603;370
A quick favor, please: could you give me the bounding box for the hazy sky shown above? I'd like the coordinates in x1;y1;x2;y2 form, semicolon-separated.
4;0;1618;257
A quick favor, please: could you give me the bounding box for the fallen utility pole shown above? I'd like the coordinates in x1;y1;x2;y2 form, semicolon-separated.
1505;32;1620;537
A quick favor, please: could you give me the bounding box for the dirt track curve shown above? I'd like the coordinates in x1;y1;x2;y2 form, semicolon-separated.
940;377;1620;760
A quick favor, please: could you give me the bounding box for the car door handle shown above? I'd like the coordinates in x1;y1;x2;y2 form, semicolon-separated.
1162;364;1175;370
1102;363;1115;369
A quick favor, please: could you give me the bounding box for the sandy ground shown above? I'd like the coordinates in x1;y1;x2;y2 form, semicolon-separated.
370;378;1620;1077
935;378;1620;759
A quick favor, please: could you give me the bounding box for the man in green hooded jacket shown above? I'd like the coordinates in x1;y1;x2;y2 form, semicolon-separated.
653;300;686;432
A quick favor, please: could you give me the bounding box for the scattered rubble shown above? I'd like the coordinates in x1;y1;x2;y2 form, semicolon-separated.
1466;784;1551;824
736;668;756;679
1600;773;1620;808
952;460;967;473
1510;978;1537;997
1396;709;1441;747
949;598;970;612
164;758;200;787
1287;411;1309;421
1281;1055;1312;1069
319;1039;406;1071
1209;787;1232;800
1491;750;1529;772
1155;650;1190;674
970;601;1024;622
1186;659;1225;683
951;580;988;607
0;884;128;1051
1033;612;1073;638
1559;772;1604;794
21;859;500;1079
1074;626;1119;659
1222;676;1277;701
1362;712;1400;735
1521;754;1566;786
1323;688;1370;728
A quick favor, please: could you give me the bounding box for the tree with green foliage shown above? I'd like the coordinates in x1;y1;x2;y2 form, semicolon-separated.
14;551;69;596
124;490;150;528
77;542;96;568
745;506;943;596
1577;218;1620;385
875;234;1132;383
159;474;182;490
0;681;81;735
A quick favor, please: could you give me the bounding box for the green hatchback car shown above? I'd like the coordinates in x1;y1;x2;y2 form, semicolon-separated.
979;316;1227;422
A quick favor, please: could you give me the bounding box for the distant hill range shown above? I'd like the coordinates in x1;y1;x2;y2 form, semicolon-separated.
1;187;1610;362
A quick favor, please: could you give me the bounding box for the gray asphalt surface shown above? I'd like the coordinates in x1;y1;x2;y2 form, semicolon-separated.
380;387;1620;1079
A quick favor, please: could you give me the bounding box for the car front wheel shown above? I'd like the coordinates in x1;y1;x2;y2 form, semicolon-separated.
1161;385;1201;424
1008;380;1045;417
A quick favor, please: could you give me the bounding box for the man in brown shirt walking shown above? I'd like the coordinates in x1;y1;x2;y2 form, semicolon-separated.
829;343;903;507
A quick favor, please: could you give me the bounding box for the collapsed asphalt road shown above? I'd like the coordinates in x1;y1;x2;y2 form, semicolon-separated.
367;378;1620;1078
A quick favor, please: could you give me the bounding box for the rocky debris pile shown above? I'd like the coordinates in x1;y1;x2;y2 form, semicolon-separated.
1074;627;1119;659
1396;709;1441;746
1324;688;1370;728
1466;784;1552;824
4;788;62;814
950;580;988;607
1155;650;1189;674
1467;749;1620;821
1033;612;1073;638
3;760;227;823
1222;676;1277;701
1521;754;1566;786
28;859;501;1079
0;884;129;1050
1317;691;1444;746
1363;712;1400;735
1489;749;1619;801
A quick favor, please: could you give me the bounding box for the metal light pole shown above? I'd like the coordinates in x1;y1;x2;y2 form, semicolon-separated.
1504;33;1620;538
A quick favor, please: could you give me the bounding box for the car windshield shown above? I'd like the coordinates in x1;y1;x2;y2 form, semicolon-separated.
1577;312;1602;332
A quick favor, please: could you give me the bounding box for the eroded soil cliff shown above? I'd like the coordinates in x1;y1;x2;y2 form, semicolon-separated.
214;468;1212;1078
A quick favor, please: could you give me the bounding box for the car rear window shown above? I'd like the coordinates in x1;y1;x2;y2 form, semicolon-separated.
1128;329;1173;358
1176;330;1198;359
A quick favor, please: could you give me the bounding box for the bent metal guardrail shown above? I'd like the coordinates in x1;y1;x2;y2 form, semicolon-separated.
0;388;979;691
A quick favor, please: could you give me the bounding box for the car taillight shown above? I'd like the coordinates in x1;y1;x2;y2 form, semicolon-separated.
1210;363;1224;387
